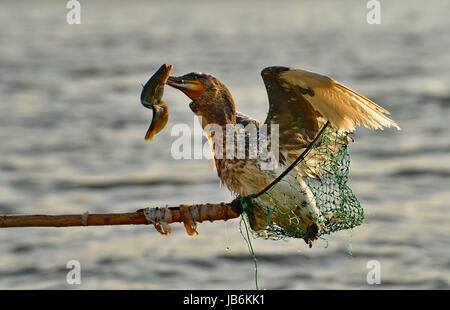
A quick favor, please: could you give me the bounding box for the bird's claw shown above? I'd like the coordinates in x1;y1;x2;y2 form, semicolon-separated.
304;224;320;248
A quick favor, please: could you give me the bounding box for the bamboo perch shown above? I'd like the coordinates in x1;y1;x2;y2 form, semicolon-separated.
0;202;242;236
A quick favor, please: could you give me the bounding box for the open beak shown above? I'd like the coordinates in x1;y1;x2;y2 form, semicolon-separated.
166;76;204;99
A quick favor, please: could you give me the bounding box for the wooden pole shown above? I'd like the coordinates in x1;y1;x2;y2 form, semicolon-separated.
0;202;242;235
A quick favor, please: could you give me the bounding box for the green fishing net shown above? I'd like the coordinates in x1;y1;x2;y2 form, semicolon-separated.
240;126;364;242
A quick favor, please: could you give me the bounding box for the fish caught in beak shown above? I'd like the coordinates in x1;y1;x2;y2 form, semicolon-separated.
166;75;204;99
140;64;172;140
144;103;169;140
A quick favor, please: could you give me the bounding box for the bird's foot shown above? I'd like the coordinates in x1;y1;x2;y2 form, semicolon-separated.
304;224;320;248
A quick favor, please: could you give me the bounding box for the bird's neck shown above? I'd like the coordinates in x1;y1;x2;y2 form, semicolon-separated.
197;91;238;161
203;95;236;127
200;115;236;162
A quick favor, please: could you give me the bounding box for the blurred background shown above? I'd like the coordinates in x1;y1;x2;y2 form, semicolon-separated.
0;0;449;289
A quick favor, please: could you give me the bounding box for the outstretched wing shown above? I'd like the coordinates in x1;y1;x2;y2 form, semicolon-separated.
261;66;400;176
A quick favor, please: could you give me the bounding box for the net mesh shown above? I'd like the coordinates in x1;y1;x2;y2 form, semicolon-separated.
241;126;364;242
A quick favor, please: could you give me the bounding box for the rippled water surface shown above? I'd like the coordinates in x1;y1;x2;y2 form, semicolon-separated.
0;0;449;289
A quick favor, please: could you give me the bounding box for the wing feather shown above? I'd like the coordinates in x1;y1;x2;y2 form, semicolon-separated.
260;66;400;177
278;68;401;132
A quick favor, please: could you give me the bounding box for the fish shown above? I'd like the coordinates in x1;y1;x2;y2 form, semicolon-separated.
140;64;172;140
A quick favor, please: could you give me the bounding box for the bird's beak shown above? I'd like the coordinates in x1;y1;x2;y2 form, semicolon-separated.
167;76;204;99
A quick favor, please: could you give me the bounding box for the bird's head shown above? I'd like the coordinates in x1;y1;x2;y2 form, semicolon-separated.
167;72;236;127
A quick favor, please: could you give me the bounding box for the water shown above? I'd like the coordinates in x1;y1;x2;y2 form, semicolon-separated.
0;0;449;289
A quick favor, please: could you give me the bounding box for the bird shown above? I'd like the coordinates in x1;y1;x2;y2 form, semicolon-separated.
166;66;400;246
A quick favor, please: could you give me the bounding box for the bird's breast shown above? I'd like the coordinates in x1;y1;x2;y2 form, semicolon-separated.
216;158;278;197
